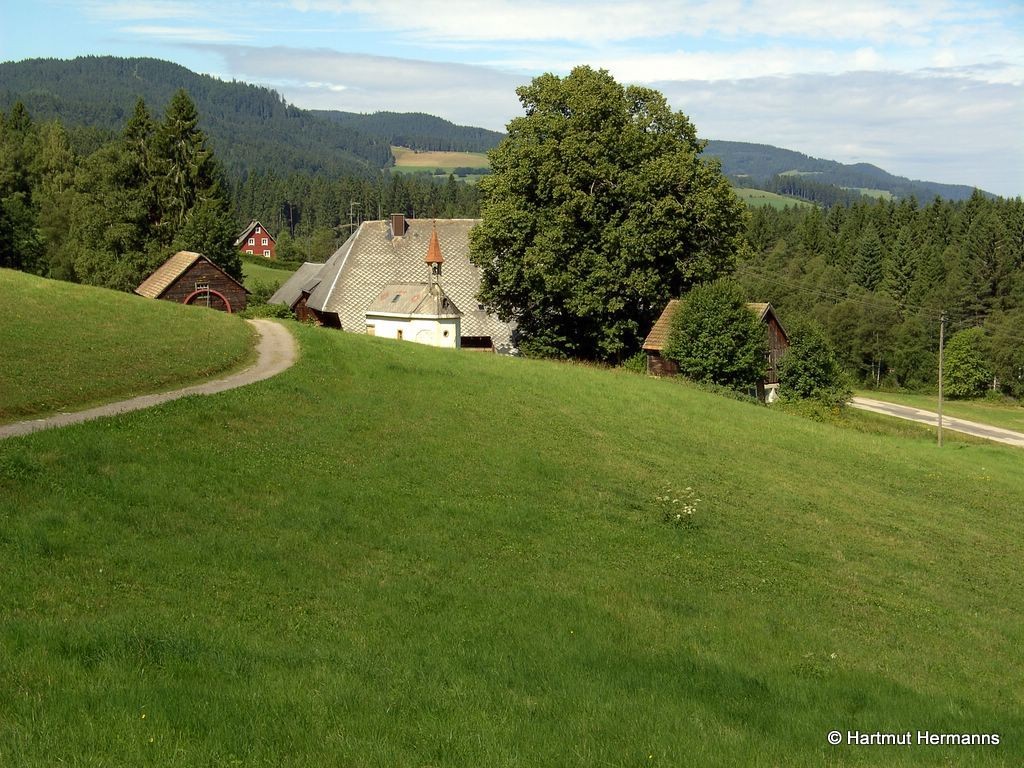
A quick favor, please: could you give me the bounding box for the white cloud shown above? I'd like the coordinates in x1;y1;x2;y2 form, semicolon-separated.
81;0;206;21
122;25;250;43
202;46;525;129
288;0;1022;53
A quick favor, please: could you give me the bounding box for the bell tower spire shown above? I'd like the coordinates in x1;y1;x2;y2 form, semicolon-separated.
425;220;444;291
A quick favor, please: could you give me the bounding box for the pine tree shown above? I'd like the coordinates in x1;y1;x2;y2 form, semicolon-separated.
854;224;883;291
883;225;916;315
156;89;224;231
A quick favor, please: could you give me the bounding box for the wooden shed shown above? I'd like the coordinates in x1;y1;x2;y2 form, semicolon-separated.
641;299;683;377
135;251;248;313
642;299;790;398
746;302;790;387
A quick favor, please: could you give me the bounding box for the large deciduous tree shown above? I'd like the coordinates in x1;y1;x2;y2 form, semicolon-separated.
944;327;990;399
776;317;849;403
469;66;748;361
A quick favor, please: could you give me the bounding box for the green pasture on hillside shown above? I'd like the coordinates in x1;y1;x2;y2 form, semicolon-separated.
241;258;296;291
1;311;1022;766
0;270;255;422
844;187;894;200
390;146;490;171
732;187;814;209
858;389;1024;433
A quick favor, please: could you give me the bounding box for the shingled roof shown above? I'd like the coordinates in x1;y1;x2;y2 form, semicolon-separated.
302;218;514;352
642;299;680;352
268;261;327;308
366;283;461;317
135;250;248;300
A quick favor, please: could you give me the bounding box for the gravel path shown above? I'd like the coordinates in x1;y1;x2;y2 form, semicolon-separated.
850;396;1024;448
0;319;297;440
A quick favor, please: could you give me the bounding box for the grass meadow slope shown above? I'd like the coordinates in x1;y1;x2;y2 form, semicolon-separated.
0;269;255;422
1;312;1022;765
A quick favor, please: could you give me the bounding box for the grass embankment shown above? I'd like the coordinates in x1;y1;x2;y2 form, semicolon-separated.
0;269;255;422
1;323;1022;765
857;389;1024;434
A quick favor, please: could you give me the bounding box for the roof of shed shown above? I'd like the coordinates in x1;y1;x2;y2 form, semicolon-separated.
642;299;785;351
136;251;203;298
642;299;680;351
136;251;248;299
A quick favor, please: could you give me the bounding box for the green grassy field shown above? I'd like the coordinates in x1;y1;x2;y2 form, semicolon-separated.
241;253;302;292
391;145;490;172
843;187;894;200
733;187;814;209
242;259;293;290
857;389;1024;433
2;300;1022;765
0;269;255;422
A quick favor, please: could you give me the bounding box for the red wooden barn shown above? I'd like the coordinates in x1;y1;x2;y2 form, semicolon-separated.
135;251;249;313
235;220;277;259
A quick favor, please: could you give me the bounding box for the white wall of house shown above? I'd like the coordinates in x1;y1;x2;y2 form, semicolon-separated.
365;313;461;348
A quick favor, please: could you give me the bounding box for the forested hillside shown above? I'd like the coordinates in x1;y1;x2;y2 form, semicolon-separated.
705;140;984;202
0;56;394;178
738;194;1024;395
312;110;504;153
0;57;502;178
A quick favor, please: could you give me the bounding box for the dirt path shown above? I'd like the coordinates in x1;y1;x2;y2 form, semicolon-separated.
850;396;1024;448
0;319;297;440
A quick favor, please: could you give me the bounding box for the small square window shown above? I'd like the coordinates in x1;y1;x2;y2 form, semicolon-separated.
262;238;268;246
245;249;253;255
248;238;254;245
263;250;271;257
255;226;261;233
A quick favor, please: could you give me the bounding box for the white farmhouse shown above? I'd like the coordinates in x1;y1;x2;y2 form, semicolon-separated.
268;215;515;353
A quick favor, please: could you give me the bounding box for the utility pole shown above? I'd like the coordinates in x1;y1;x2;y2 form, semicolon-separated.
349;201;361;233
937;311;946;447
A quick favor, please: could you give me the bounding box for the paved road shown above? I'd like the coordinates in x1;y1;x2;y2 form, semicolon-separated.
851;396;1024;448
0;319;297;440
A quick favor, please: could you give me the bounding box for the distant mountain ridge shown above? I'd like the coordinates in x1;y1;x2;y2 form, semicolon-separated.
704;140;985;202
0;56;990;201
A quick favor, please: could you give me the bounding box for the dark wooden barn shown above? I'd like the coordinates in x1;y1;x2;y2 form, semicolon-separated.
642;299;790;399
135;251;249;313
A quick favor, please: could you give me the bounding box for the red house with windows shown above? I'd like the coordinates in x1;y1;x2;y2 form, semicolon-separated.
235;219;277;259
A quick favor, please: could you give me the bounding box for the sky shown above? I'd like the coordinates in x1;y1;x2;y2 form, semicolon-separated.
2;0;1022;197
